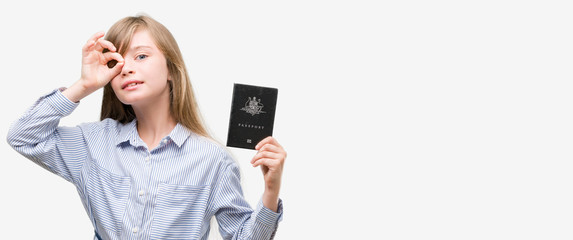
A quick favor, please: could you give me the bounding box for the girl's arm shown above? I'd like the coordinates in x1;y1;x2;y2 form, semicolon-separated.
7;89;87;183
6;32;124;183
211;137;285;239
212;157;283;240
63;31;124;102
251;137;287;212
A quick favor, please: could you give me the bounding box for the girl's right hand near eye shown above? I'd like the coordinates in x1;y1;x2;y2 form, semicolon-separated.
63;32;124;102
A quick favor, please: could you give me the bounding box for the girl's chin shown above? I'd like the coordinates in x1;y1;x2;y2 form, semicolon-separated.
117;96;160;108
116;96;142;106
115;89;170;106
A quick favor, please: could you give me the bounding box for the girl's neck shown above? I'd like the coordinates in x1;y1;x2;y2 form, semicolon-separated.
133;98;177;150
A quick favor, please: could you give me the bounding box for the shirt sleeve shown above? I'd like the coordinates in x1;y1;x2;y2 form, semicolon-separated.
212;155;283;240
6;88;89;184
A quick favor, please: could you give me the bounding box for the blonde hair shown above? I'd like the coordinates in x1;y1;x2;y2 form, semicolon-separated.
100;15;210;138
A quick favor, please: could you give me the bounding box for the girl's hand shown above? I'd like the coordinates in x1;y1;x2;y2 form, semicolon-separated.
251;137;287;212
63;32;124;102
80;32;124;90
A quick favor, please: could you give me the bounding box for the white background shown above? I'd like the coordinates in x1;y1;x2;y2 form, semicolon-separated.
1;1;572;239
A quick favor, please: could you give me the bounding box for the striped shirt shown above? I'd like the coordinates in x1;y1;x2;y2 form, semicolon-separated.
7;89;282;240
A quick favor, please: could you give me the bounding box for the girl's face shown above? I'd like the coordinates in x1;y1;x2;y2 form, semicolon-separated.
110;29;171;107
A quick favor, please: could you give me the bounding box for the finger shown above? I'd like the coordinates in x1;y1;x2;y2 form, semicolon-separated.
89;31;105;42
255;136;282;150
104;53;124;72
102;52;124;65
258;143;283;154
109;61;124;77
95;39;117;52
252;158;275;168
257;140;287;160
251;151;280;164
83;32;105;52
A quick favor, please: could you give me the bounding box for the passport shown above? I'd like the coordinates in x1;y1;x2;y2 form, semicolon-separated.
226;83;278;150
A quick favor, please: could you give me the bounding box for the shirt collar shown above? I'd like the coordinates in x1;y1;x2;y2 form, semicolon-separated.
116;120;192;148
169;123;193;148
116;120;139;146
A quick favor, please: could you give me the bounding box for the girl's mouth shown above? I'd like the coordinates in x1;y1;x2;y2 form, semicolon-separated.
121;80;144;90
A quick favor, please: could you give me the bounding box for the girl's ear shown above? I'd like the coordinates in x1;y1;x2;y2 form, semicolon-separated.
168;70;174;81
167;77;174;91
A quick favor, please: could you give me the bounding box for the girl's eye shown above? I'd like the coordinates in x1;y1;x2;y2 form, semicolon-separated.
136;54;148;60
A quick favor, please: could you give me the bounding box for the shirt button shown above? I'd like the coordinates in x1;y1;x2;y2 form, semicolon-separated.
162;139;168;144
144;156;150;162
138;189;145;196
132;227;139;233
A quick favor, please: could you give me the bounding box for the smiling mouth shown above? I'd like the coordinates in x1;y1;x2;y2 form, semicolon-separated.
122;81;144;89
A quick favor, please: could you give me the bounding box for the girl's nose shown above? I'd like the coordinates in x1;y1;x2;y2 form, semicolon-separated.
121;60;135;76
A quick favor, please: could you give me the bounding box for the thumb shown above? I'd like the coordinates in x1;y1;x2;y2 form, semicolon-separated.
104;52;124;76
108;61;124;79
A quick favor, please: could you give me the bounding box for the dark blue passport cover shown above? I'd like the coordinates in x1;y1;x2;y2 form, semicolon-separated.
226;83;278;150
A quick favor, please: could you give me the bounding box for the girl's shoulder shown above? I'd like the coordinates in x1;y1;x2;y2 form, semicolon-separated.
77;118;127;136
186;133;237;166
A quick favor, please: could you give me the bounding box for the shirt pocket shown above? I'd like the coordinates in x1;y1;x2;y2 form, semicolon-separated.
86;162;131;236
150;183;211;239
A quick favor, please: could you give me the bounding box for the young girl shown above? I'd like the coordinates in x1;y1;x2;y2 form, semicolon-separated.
7;15;285;240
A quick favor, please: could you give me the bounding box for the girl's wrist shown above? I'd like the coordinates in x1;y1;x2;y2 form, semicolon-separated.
262;188;280;212
62;80;92;103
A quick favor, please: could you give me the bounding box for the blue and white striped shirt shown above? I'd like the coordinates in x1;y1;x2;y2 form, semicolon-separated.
7;89;282;240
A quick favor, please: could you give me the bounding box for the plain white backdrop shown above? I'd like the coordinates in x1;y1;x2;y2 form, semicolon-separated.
1;0;572;239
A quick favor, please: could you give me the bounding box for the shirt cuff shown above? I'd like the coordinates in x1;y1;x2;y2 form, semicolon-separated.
255;198;284;227
44;88;79;116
